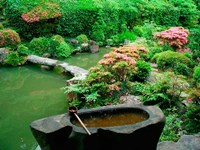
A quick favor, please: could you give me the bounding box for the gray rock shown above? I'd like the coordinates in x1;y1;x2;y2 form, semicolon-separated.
40;65;51;70
27;55;58;66
157;134;200;150
81;43;89;52
157;141;179;150
42;53;51;58
0;47;9;63
89;40;99;53
27;55;88;78
67;39;78;46
119;95;142;105
124;39;130;45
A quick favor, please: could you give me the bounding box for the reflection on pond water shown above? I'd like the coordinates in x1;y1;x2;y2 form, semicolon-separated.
0;65;70;150
0;47;111;150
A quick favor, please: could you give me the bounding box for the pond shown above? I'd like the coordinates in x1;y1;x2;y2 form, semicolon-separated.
0;47;111;150
64;47;111;69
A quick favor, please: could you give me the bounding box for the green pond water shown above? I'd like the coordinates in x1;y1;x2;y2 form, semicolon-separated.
64;47;111;69
0;48;111;150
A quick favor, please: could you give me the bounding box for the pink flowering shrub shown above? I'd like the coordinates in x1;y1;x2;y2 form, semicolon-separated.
21;2;62;23
154;27;190;53
0;29;21;48
65;45;147;107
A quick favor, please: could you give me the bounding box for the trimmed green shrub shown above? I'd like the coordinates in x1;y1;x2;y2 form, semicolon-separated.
193;64;200;84
17;44;30;55
49;34;65;55
5;51;26;66
56;42;73;58
155;50;193;70
51;34;65;44
29;37;50;56
0;29;21;48
76;34;89;44
131;60;152;82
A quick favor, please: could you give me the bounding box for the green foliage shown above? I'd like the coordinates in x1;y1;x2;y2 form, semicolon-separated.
184;104;200;134
0;29;21;48
56;42;73;58
29;35;74;58
160;113;183;141
50;34;65;55
0;23;4;29
169;0;199;27
17;44;30;55
5;0;199;41
133;25;152;39
5;51;26;66
76;34;89;44
64;45;144;108
193;64;200;84
131;60;152;82
111;31;137;45
5;1;61;39
29;37;50;56
154;50;193;70
130;72;189;108
91;10;106;43
174;63;190;76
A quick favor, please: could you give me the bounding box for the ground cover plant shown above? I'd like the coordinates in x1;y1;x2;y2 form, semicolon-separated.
0;0;199;144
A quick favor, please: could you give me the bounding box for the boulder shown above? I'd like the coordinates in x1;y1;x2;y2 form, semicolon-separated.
0;47;9;63
157;134;200;150
89;40;99;53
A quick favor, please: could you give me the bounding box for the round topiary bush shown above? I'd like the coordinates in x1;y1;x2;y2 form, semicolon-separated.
76;34;89;44
155;50;193;70
17;44;30;55
5;51;26;66
56;42;73;58
131;60;152;82
29;37;50;56
0;29;21;48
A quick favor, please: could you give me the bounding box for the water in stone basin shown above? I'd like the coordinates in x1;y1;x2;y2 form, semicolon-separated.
72;110;149;127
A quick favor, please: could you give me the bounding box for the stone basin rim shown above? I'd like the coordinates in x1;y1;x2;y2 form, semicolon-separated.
68;104;165;134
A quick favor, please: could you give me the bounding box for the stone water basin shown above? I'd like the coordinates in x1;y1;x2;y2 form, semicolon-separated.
30;104;165;150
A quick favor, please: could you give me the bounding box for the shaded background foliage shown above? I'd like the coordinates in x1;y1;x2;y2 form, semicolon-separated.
3;0;199;41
